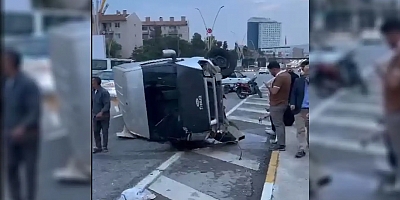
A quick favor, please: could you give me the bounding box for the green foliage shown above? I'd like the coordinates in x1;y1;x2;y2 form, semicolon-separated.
106;39;122;58
131;32;208;61
222;41;228;50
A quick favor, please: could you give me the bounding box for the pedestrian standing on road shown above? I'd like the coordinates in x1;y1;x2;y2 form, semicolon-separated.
378;18;400;192
3;49;42;200
290;61;310;158
266;61;292;151
92;76;111;153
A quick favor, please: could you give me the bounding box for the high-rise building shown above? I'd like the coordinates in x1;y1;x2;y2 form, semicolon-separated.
247;17;282;49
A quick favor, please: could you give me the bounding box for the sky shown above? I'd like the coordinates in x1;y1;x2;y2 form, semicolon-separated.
103;0;309;47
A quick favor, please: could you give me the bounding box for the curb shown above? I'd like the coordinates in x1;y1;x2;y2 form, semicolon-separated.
260;150;280;200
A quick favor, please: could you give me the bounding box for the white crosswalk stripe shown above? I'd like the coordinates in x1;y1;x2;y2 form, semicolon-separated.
311;82;386;158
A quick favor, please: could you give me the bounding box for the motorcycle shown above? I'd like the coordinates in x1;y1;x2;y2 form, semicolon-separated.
235;76;262;99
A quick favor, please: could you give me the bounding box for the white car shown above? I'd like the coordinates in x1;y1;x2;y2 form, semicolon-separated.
95;69;117;97
222;71;251;91
259;67;269;74
360;29;382;45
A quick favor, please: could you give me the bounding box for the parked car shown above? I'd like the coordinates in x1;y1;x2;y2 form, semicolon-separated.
360;29;382;45
94;69;116;97
259;67;269;74
222;71;251;92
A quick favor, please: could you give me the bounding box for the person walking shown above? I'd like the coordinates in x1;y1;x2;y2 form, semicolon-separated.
290;61;310;158
377;17;400;192
92;76;111;153
3;49;42;200
266;61;292;151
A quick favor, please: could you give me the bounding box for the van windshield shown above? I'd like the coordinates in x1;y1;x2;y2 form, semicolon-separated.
3;13;34;36
92;59;107;70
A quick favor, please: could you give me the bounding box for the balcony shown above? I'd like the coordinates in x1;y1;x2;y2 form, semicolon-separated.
100;30;114;39
168;30;178;35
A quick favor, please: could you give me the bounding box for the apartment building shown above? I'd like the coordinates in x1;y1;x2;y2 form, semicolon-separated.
98;10;143;58
142;16;189;41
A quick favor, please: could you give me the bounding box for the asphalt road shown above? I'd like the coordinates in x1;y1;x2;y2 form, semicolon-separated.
310;43;397;200
92;72;275;200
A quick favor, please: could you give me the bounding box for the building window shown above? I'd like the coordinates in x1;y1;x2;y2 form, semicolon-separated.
169;26;176;29
134;24;136;26
178;34;182;38
115;22;120;28
115;33;121;38
135;34;136;37
142;26;147;30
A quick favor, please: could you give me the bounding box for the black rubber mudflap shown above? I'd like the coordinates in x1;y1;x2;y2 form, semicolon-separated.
206;48;236;79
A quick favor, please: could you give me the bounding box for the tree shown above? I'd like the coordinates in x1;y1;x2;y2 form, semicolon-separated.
242;45;250;57
216;41;222;48
106;39;122;58
222;41;228;50
131;33;208;61
150;25;162;39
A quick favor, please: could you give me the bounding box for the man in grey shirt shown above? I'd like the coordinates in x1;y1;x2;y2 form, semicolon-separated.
3;49;41;200
92;76;111;153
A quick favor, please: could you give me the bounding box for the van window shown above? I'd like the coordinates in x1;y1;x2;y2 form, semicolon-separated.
92;59;107;70
4;13;34;36
5;37;49;58
43;15;85;31
111;60;132;68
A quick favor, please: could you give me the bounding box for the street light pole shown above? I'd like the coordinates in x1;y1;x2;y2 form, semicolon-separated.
195;6;225;50
195;8;208;31
211;6;225;31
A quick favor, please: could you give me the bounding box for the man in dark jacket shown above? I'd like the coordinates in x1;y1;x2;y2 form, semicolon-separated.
92;76;111;153
290;61;309;158
286;65;300;95
3;49;42;200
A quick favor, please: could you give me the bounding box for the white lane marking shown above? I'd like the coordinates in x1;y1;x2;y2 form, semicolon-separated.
226;98;248;116
113;114;123;119
243;101;268;106
329;101;382;115
228;115;271;126
311;134;386;156
251;97;269;101
313;116;382;131
194;148;260;170
134;152;184;189
114;105;120;112
260;183;274;200
149;175;218;200
237;107;268;114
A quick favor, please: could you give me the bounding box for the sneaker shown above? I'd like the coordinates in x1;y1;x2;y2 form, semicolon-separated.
269;144;285;151
265;129;275;135
102;147;109;153
53;159;90;183
295;150;306;158
93;147;102;154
